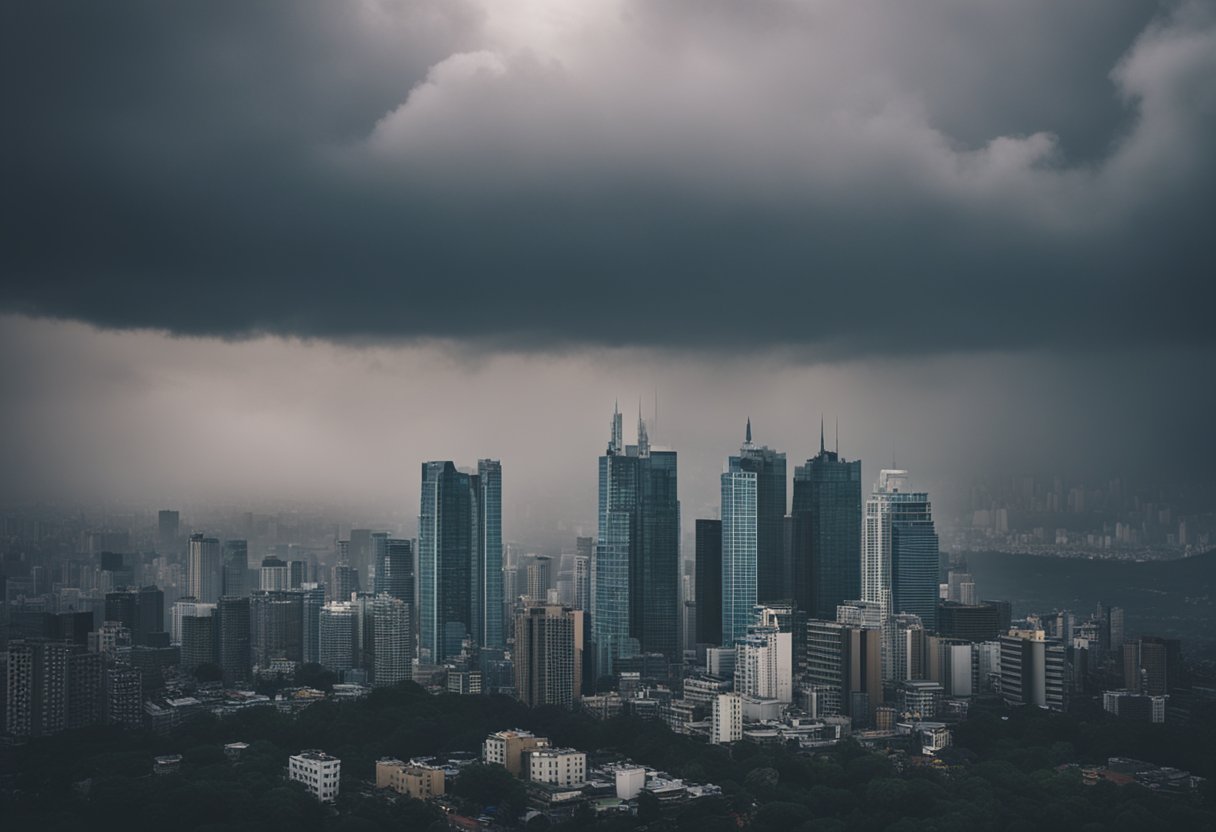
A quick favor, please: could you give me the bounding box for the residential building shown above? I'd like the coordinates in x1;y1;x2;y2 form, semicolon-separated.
289;751;341;802
526;747;587;787
515;604;584;707
483;730;549;777
186;534;222;603
711;693;743;744
376;758;445;799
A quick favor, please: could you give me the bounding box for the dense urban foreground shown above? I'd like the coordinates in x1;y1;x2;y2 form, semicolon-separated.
1;681;1213;832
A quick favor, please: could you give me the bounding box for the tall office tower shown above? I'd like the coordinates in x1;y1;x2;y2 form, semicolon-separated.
721;456;757;646
999;628;1067;712
260;556;289;591
1125;636;1182;696
187;534;222;603
735;421;788;604
1099;604;1126;653
319;601;357;674
372;594;413;686
804;619;883;723
694;519;723;645
301;584;326;665
419;461;475;663
527;556;554;602
104;590;138;636
216;596;251;685
591;405;680;677
514;604;584;708
791;427;862;621
136;586;165;644
573;555;591;612
478;459;505;650
288;560;307;588
158;510;180;553
67;651;103;730
891;613;926;681
250;590;304;670
180;612;218;675
863;469;938;679
349;529;374;586
170;599;216;644
373;538;414;602
223;539;249;598
331;562;359;602
735;624;793;703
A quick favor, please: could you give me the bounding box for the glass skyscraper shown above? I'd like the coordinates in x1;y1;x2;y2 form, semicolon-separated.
694;519;722;646
592;405;679;679
863;469;938;679
791;428;862;620
479;459;505;649
721;457;757;646
735;421;787;604
418;458;503;663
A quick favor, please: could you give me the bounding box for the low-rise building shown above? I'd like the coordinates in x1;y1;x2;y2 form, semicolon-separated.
376;758;446;799
289;750;341;802
483;729;549;777
525;747;586;787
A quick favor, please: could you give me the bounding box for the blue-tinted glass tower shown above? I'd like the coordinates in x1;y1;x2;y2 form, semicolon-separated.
736;421;787;604
478;459;504;649
721;457;757;646
419;461;474;663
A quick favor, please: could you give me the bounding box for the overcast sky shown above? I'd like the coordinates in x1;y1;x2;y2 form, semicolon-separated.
2;1;1213;545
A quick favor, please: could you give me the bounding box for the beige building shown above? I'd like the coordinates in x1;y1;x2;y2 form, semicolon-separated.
375;758;446;799
483;729;550;777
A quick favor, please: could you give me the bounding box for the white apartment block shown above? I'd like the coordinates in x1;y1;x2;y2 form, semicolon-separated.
526;747;586;787
289;750;341;802
711;693;743;744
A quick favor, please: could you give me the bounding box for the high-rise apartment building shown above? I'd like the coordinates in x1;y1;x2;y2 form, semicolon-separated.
804;617;882;723
260;556;289;591
187;534;222;603
515;604;584;707
372;594;412;686
735;625;793;703
791;427;862;620
999;628;1067;712
319;601;357;674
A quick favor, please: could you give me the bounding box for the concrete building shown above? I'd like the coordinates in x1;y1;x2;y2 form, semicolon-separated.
613;766;646;800
514;605;583;707
376;758;445;799
526;747;587;787
483;730;550;777
735;626;792;703
711;693;743;744
289;750;341;802
1000;628;1067;712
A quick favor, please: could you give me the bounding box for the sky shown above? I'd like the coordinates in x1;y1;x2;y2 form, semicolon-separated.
2;1;1214;546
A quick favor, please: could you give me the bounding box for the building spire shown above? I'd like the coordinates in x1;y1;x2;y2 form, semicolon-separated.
609;401;623;455
835;416;839;455
820;414;825;455
746;417;752;445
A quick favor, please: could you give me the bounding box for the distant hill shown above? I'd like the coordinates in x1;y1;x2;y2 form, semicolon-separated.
961;548;1216;655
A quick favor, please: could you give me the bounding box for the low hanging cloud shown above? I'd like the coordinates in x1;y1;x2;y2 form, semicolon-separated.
2;0;1213;358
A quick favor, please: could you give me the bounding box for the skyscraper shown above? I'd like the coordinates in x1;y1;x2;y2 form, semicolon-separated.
180;612;218;675
250;590;304;670
158;510;179;553
694;519;723;646
573;554;591;612
372;594;413;686
260;556;289;591
478;459;505;650
721;456;757;646
527;556;553;602
591;404;679;678
414;458;503;661
373;538;414;603
319;601;357;674
862;469;938;678
735;421;787;604
791;425;862;620
187;534;222;603
514;604;584;707
217;596;251;685
223;539;249;598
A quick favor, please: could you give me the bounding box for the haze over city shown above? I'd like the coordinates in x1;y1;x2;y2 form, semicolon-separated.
2;2;1214;831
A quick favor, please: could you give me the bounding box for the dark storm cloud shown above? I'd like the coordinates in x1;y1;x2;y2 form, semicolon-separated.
2;0;1214;358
